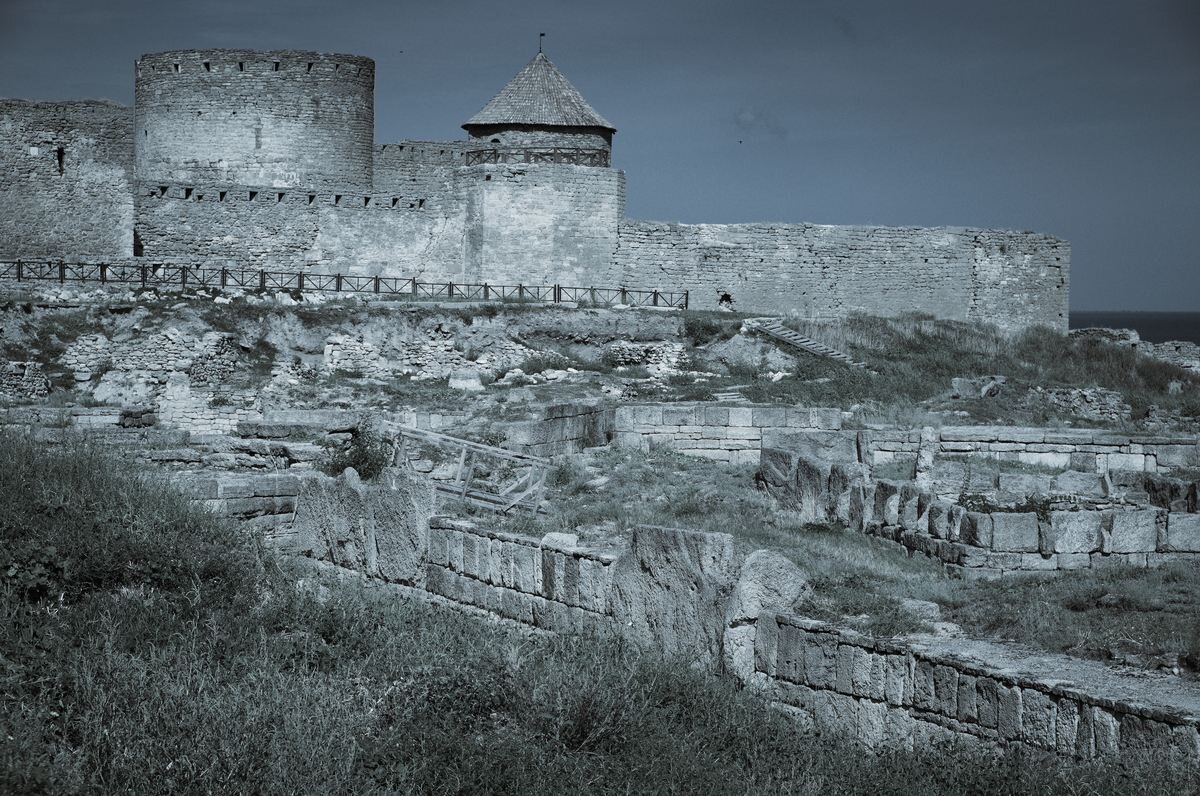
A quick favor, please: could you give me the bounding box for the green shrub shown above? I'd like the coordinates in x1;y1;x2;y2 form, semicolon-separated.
320;424;392;480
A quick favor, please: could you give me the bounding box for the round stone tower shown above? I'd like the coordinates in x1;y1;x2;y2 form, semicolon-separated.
462;52;615;164
134;49;374;189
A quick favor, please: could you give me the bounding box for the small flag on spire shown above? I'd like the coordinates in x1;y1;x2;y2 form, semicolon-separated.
539;32;545;53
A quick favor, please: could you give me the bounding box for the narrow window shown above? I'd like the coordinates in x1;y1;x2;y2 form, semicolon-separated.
195;194;203;201
334;63;340;72
173;63;180;73
334;195;342;206
218;191;227;202
184;187;193;199
307;193;316;205
203;61;210;72
306;62;313;73
484;174;492;181
276;192;285;203
398;144;404;151
363;196;370;207
418;198;425;209
391;198;399;208
248;190;258;201
272;61;280;72
238;62;244;72
55;147;64;175
143;129;148;138
158;186;168;197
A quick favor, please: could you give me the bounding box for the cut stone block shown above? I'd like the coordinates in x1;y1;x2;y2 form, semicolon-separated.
1045;511;1102;555
991;512;1040;552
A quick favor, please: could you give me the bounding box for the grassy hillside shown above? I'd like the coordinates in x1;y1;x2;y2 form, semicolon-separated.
680;312;1200;427
1;432;1195;793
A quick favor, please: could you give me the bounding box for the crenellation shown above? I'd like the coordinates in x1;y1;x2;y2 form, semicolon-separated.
2;45;1067;327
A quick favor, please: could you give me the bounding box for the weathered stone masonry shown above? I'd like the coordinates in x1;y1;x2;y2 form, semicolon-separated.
2;47;1069;329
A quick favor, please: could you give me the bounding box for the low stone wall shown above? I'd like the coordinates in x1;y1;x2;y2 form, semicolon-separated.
759;434;1200;577
168;471;306;538
858;485;1200;578
503;402;615;456
865;425;1200;474
423;517;620;631
613;404;842;465
754;613;1200;760
287;469;1200;765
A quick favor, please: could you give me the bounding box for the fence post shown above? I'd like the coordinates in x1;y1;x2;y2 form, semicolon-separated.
374;276;381;294
518;284;524;301
590;286;596;306
259;270;267;291
411;278;418;297
59;260;65;283
620;286;627;304
181;266;187;289
483;283;489;301
683;290;689;310
99;263;107;284
297;272;304;292
448;281;454;299
554;284;561;303
652;289;659;307
335;273;342;292
220;268;227;288
15;260;21;282
141;265;147;287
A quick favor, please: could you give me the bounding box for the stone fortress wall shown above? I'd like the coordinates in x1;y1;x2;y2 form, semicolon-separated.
134;50;375;190
1;47;1070;329
0;100;133;258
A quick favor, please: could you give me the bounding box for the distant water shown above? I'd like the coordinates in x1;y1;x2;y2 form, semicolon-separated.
1070;311;1200;344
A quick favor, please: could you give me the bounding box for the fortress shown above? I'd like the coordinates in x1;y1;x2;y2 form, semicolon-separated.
0;48;1069;328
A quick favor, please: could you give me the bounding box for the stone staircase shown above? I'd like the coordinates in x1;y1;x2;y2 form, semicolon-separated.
743;317;869;369
712;386;750;404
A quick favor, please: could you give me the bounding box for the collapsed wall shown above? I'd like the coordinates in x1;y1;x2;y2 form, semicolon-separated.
0;100;133;258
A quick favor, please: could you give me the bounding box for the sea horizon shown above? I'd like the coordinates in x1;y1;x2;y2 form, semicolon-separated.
1069;310;1200;344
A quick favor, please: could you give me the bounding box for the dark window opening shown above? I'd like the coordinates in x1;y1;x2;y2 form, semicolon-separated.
307;194;316;205
173;63;180;73
55;147;64;175
158;186;168;197
248;190;258;201
408;202;415;209
334;195;342;206
484;174;492;181
272;61;280;72
306;62;313;73
143;129;148;138
276;193;285;203
398;144;404;151
184;188;193;199
133;230;144;257
238;62;244;72
334;63;340;72
218;191;227;202
195;194;203;201
391;198;399;208
203;61;210;72
718;292;735;309
363;196;370;207
490;138;500;143
418;199;425;209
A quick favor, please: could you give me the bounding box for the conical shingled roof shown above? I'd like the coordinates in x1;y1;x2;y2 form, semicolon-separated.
463;52;615;132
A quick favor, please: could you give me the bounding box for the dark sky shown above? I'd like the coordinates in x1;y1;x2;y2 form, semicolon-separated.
1;0;1197;311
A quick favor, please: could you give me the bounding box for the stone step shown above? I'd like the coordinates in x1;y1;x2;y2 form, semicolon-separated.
744;318;869;369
